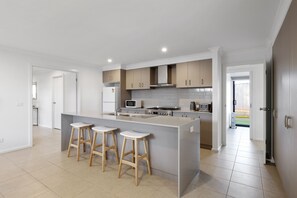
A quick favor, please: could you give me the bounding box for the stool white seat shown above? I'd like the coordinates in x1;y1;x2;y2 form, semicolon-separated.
118;130;151;186
67;122;92;161
89;126;119;172
70;122;93;128
120;131;150;139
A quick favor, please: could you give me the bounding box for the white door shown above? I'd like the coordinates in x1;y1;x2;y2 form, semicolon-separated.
53;76;63;129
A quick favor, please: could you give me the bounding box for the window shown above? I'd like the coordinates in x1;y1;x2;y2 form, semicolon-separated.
32;82;37;100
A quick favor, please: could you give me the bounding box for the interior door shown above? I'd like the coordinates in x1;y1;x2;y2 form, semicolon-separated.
53;76;63;129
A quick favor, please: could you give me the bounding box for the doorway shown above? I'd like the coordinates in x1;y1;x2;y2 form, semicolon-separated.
232;77;250;127
32;67;77;130
224;64;266;164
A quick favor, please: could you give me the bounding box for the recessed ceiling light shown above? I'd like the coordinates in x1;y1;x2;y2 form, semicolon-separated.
107;58;112;63
161;47;167;53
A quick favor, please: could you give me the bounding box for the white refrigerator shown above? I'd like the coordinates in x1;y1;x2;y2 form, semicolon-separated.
102;87;120;113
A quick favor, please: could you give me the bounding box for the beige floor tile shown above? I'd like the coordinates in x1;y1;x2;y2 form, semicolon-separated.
215;153;236;162
114;184;160;198
263;190;287;198
0;164;27;183
200;177;229;195
183;186;226;198
16;159;57;173
237;151;259;160
260;166;282;181
2;181;48;198
200;164;232;181
236;156;259;167
228;182;264;198
262;177;285;195
33;190;60;198
231;171;262;189
156;185;178;197
201;157;234;170
233;163;261;176
30;163;66;180
0;173;37;195
74;187;115;198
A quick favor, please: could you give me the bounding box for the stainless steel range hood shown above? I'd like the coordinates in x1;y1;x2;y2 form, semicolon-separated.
150;65;175;87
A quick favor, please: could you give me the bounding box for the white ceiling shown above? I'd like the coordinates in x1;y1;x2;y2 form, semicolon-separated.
0;0;281;67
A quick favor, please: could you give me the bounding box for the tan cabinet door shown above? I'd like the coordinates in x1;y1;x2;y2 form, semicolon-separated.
141;67;151;89
133;69;142;89
176;62;188;88
103;70;120;83
187;61;200;87
126;70;134;90
199;59;212;87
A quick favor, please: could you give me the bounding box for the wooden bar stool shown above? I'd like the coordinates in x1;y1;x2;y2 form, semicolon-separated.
89;126;119;172
67;122;92;161
118;131;151;186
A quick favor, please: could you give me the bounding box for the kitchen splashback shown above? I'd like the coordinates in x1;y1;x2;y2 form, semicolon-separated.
131;87;212;110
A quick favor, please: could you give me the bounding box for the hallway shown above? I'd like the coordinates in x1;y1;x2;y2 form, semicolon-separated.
185;127;285;198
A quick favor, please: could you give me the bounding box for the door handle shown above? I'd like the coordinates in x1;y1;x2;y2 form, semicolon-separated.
260;107;269;111
284;115;292;129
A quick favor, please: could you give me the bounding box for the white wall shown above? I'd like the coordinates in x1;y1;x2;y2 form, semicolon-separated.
0;48;102;154
0;51;31;153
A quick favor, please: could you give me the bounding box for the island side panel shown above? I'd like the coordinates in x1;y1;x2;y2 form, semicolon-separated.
66;116;179;179
179;119;200;197
61;114;74;151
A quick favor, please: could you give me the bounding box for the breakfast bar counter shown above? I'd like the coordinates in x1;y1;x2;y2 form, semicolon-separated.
61;113;200;197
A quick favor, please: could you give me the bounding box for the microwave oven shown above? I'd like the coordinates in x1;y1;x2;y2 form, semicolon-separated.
125;100;142;108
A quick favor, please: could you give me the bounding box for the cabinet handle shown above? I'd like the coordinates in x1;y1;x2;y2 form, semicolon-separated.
189;80;191;86
287;116;293;128
142;83;144;87
284;115;287;128
131;83;133;88
201;79;204;85
185;80;187;86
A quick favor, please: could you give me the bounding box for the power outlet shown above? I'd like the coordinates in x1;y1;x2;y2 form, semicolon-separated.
0;138;4;143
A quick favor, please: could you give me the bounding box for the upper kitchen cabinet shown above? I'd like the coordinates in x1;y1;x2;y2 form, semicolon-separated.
103;69;121;84
126;67;152;90
199;59;212;87
176;59;212;88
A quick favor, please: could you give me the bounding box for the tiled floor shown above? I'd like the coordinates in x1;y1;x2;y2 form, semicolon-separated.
0;126;286;198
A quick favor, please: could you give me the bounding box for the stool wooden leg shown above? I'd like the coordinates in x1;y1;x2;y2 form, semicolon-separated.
111;132;119;164
82;128;86;152
77;128;81;161
134;138;138;186
67;127;75;157
88;127;92;145
132;140;135;164
102;133;106;172
89;132;97;166
118;137;127;178
144;138;151;175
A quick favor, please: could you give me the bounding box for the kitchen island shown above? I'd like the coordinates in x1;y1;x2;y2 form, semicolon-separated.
61;113;200;197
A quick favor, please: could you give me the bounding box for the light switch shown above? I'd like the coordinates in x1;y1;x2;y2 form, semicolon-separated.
190;126;194;133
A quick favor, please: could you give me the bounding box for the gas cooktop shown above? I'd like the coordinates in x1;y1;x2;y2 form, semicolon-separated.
146;106;180;110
